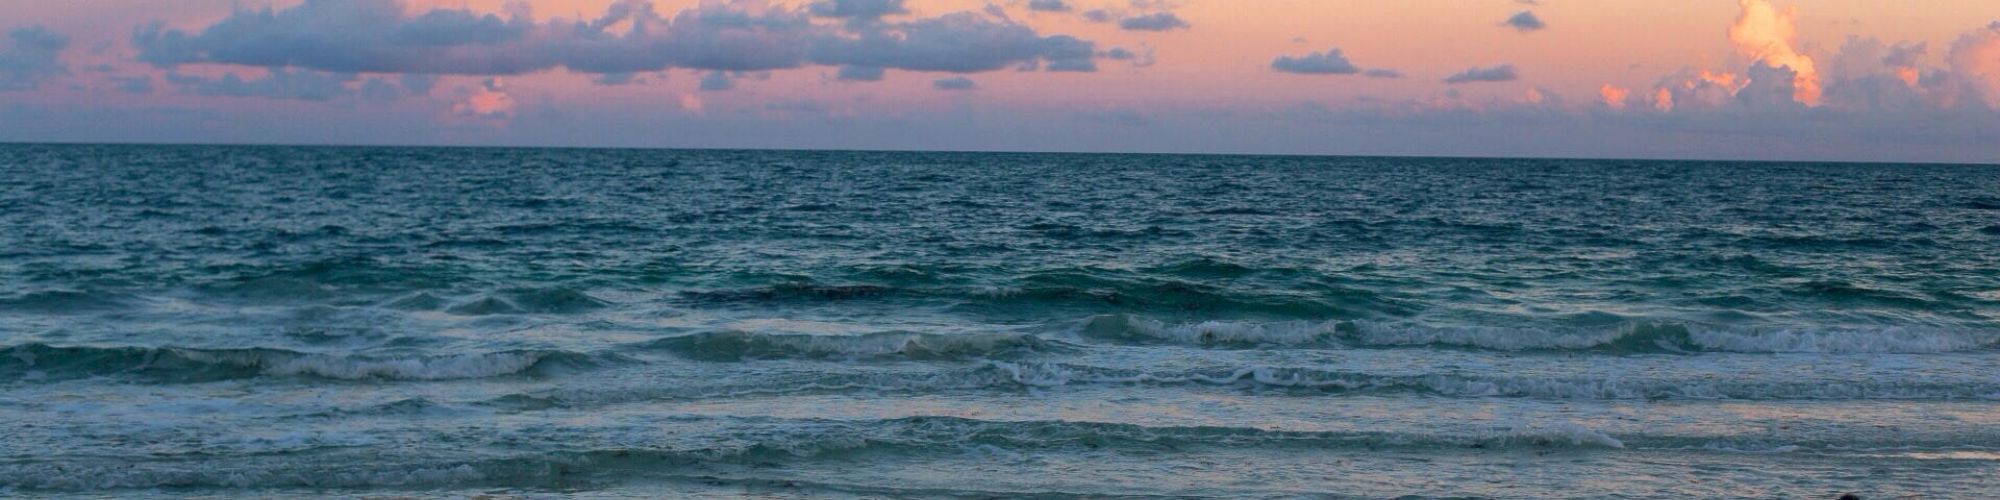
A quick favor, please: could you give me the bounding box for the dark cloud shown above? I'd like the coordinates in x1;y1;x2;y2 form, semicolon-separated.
836;65;885;81
593;72;637;86
1272;47;1400;78
806;0;908;19
1082;10;1116;23
1444;64;1518;83
132;0;1104;80
160;66;434;102
1119;12;1189;32
134;0;545;73
1504;11;1545;32
1735;63;1808;110
401;74;436;95
699;70;735;91
764;99;829;115
1271;48;1359;75
1100;45;1155;68
814;13;1097;73
112;75;154;95
1027;0;1072;12
1883;41;1927;68
359;77;402;101
1;26;70;91
164;69;357;101
933;76;977;90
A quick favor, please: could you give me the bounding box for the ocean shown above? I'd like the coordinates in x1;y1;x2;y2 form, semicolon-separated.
3;144;1998;498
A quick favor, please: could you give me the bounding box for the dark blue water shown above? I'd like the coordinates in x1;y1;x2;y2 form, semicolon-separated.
3;144;1999;497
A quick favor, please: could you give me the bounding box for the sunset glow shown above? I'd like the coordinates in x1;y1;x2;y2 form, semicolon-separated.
4;0;2000;162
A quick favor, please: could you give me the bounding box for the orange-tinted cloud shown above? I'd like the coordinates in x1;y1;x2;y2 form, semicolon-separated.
1950;23;2000;108
1598;84;1629;109
1728;0;1819;106
453;78;515;117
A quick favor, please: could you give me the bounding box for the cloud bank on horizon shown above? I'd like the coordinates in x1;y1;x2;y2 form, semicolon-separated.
3;0;2000;163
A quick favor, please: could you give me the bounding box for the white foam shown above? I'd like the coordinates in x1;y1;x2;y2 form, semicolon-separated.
269;352;547;380
1686;326;1992;353
1090;315;2000;354
176;350;551;380
1345;323;1628;351
979;361;2000;400
1107;316;1335;345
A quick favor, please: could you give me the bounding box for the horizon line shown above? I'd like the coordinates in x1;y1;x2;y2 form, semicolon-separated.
3;140;1995;168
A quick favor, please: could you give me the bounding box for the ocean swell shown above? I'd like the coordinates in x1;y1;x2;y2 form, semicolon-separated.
0;343;602;382
639;330;1059;362
1076;315;2000;354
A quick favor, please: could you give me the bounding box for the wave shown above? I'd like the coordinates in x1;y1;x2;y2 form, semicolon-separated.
675;272;1394;319
984;362;2000;400
0;416;1630;492
476;361;2000;411
0;289;137;314
446;287;610;315
1077;314;2000;353
638;330;1060;362
677;283;898;304
192;256;458;300
0;343;606;383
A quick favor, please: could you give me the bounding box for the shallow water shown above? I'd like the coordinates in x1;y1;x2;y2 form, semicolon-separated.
3;144;1999;497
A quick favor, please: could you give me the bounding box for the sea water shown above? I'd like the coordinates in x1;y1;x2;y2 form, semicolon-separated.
2;144;1998;497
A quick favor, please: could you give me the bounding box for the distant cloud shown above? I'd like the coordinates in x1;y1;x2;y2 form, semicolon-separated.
1950;22;2000;109
1101;45;1155;68
1599;84;1631;109
1027;0;1072;12
933;76;977;90
1082;10;1116;23
700;71;735;91
836;65;886;81
453;78;514;118
163;68;355;101
806;0;908;19
1730;0;1819;105
1445;64;1518;83
592;72;638;86
131;0;1104;81
762;100;832;119
400;74;436;95
1504;11;1546;32
1363;68;1403;79
1603;4;2000;116
817;12;1098;73
1271;48;1358;75
0;26;70;91
1119;12;1189;32
111;75;154;95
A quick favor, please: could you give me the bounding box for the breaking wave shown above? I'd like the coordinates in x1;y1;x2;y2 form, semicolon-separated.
1078;314;2000;353
638;330;1060;361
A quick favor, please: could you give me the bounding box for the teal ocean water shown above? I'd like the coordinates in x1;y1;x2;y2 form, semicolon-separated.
3;144;1999;498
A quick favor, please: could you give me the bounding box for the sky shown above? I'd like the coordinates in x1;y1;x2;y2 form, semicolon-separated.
2;0;1999;163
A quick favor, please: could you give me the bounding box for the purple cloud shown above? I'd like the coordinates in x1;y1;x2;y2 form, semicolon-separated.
1504;11;1545;32
1445;64;1518;84
1272;48;1360;75
933;76;977;90
1;26;70;91
1119;12;1189;32
132;0;1103;79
